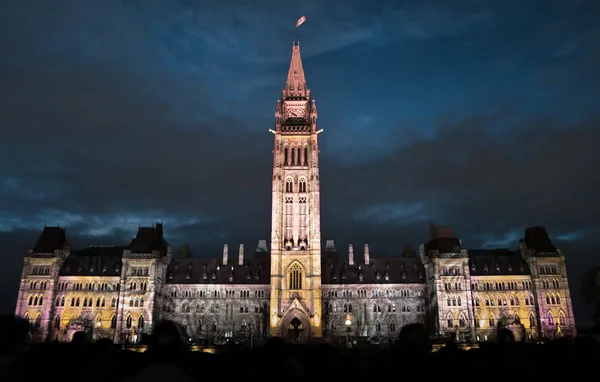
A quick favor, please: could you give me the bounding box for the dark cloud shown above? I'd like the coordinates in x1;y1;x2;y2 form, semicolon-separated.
1;0;600;325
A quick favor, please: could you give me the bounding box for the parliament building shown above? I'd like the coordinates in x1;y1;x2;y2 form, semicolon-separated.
14;42;576;344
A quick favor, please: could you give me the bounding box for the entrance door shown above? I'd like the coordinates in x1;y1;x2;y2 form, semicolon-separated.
288;317;304;340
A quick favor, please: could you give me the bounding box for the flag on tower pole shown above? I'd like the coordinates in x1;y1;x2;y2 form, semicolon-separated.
296;15;307;28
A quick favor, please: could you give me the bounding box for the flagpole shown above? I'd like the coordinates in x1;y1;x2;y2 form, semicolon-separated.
295;15;306;44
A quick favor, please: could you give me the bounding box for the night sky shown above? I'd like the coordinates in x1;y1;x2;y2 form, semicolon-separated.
1;1;599;323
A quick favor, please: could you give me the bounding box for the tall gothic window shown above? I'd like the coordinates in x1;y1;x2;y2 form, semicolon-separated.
285;196;293;240
299;179;307;193
289;263;303;290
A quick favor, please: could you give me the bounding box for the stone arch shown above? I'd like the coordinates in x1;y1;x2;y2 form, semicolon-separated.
547;311;554;325
281;306;310;340
558;310;566;325
285;177;294;193
298;177;307;192
446;312;455;328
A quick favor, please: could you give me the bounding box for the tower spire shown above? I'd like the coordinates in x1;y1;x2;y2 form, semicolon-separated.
283;42;309;99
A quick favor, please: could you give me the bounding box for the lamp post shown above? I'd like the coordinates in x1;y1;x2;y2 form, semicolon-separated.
345;319;351;348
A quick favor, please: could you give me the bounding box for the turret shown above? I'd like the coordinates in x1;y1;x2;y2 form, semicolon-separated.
364;244;370;265
348;244;354;265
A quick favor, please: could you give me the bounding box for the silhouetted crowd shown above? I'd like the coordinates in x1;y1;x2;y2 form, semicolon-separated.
0;314;596;382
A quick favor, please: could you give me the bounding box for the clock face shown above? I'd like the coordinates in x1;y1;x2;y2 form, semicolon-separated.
288;108;305;118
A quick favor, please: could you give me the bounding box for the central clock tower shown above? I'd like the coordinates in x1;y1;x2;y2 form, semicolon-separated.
269;41;323;338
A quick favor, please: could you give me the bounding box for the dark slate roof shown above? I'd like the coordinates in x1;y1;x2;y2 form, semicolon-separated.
130;224;168;254
425;237;462;253
33;227;68;253
522;226;557;253
59;246;125;276
166;256;271;285
321;257;426;284
468;249;530;276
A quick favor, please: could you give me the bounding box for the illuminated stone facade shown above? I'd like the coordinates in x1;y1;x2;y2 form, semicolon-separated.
14;42;576;343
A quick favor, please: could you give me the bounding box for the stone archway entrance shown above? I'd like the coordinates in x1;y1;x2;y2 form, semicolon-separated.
281;309;310;342
288;317;304;340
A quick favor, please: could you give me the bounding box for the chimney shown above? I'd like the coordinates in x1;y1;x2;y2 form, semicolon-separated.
348;244;354;265
238;244;244;265
222;244;228;265
364;244;370;265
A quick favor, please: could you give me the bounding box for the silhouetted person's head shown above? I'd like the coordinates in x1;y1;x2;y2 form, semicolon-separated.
71;331;88;345
93;338;114;355
0;315;29;358
395;323;431;355
148;320;185;363
497;328;515;344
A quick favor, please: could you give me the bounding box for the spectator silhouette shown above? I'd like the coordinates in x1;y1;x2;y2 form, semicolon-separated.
395;323;432;355
125;320;196;382
0;315;30;382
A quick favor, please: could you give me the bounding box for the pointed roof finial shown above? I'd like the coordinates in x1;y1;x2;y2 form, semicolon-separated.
283;42;308;99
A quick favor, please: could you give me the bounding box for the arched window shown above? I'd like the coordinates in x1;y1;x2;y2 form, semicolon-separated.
547;312;554;325
529;313;536;328
559;311;566;325
138;316;145;330
34;314;41;328
390;321;396;332
96;316;102;328
285;179;293;193
126;315;132;329
288;263;303;290
299;179;307;193
303;147;308;166
54;315;61;329
110;315;117;329
447;313;454;328
514;314;521;324
375;320;381;332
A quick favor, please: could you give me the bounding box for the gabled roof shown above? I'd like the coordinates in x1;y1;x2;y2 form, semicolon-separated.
425;237;462;253
321;257;426;285
32;226;68;253
166;255;271;285
130;224;168;253
522;226;557;253
468;249;530;276
59;246;125;276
